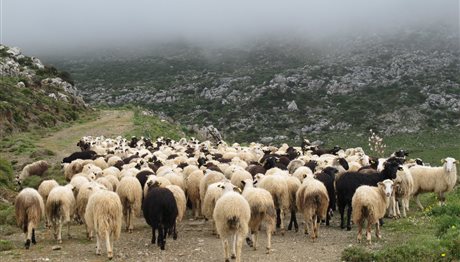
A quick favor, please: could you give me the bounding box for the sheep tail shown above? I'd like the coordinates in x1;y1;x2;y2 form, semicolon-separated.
51;200;61;222
227;216;239;230
361;206;369;219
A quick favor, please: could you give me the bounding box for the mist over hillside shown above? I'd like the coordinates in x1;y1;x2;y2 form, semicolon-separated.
45;22;460;144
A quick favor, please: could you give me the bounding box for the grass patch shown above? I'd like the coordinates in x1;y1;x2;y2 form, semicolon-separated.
342;187;460;261
0;158;14;189
0;204;15;226
126;108;192;140
0;239;15;252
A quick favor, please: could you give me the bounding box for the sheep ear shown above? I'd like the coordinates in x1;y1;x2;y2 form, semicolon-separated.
455;160;459;164
377;182;383;187
441;159;446;163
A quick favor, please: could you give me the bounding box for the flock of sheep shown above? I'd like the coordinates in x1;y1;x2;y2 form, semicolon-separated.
14;136;458;261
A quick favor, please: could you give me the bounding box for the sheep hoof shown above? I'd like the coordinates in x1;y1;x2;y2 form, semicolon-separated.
346;226;352;231
245;237;253;247
231;254;236;259
266;247;271;254
25;240;31;249
108;252;113;260
225;259;230;262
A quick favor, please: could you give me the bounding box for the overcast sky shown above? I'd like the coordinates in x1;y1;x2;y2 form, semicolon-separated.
1;0;458;55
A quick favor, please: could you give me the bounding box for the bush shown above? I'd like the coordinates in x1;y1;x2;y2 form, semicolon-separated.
0;158;14;189
0;204;16;226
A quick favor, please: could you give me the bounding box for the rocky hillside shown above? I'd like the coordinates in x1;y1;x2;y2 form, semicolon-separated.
0;45;89;137
51;24;460;144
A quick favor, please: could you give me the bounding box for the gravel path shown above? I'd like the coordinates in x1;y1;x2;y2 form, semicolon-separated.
2;211;355;262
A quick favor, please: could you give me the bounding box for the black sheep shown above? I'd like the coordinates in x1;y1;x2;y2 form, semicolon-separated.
315;167;339;225
336;159;402;230
62;150;97;163
143;186;178;250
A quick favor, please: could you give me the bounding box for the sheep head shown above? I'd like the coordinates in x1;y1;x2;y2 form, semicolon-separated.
378;179;394;198
442;157;458;173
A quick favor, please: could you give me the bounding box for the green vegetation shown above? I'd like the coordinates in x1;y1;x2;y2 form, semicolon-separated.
0;239;14;252
0;158;14;189
342;180;460;262
125;108;193;140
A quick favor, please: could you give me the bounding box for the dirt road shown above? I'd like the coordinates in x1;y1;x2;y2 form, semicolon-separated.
2;212;356;262
36;110;134;163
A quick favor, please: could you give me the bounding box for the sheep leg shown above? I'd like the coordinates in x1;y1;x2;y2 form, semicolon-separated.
57;222;63;244
67;222;71;239
366;221;372;244
346;204;352;231
231;234;237;259
236;233;244;262
438;192;446;206
172;221;178;240
32;228;36;245
24;223;32;249
356;219;363;243
287;209;298;232
158;225;166;250
151;227;156;244
275;208;281;229
245;233;253;247
105;230;113;259
415;194;424;210
339;204;345;229
266;226;272;254
222;238;230;262
375;222;381;240
280;209;285;235
395;200;401;218
128;208;133;233
314;215;319;240
253;230;259;251
95;232;101;255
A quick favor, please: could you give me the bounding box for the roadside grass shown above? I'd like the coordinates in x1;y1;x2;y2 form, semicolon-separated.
316;129;460;164
125;108;192;140
341;187;460;262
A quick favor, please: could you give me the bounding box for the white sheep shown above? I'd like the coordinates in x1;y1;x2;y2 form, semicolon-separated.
230;169;253;190
37;179;59;228
287;159;305;175
352;179;394;244
85;190;123;259
76;181;106;238
15;188;45;249
143;175;172;198
104;174;120;192
16;160;49;186
46;184;76;244
292;166;314;182
410;157;458;209
213;182;251;262
96;177;114;191
241;179;275;253
101;166;121;178
255;173;289;235
185;169;204;219
388;165;413;218
116;176;143;233
199;170;226;204
295;176;329;240
165;185;187;223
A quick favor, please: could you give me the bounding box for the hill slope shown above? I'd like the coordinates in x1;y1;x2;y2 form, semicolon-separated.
0;45;88;138
50;24;460;144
